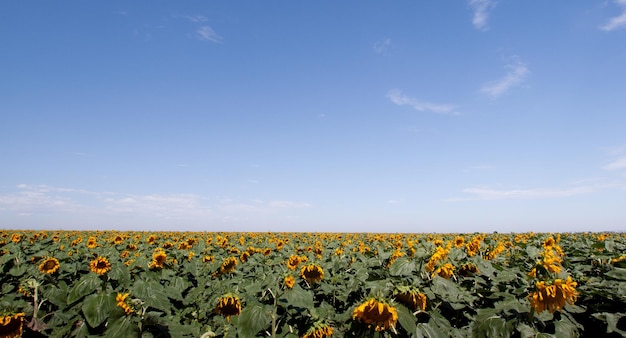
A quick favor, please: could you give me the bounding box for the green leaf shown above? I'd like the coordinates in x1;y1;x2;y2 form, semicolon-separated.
415;323;448;338
82;292;116;327
592;312;626;335
280;286;314;310
132;279;172;312
67;273;101;304
237;303;272;337
396;303;416;333
605;268;626;281
388;258;416;276
106;316;138;338
108;261;131;286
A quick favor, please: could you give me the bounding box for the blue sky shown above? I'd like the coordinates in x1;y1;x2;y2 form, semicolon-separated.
1;1;626;233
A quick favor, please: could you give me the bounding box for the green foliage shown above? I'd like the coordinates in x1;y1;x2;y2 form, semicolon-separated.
1;230;625;337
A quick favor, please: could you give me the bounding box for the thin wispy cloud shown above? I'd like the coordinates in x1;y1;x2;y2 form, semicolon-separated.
481;59;528;98
600;0;626;31
469;0;496;31
387;89;459;115
0;184;310;225
373;38;392;55
448;182;619;201
604;157;626;170
184;15;208;23
196;26;222;43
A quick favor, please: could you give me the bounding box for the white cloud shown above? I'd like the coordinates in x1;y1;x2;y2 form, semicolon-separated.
196;26;222;43
481;59;528;98
469;0;497;31
185;15;208;23
386;89;459;115
268;200;312;208
387;199;404;204
103;194;211;219
374;38;392;55
448;182;619;201
604;157;626;170
600;0;626;31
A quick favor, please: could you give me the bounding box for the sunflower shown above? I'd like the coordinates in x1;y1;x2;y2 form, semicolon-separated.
0;312;25;338
459;263;480;277
240;251;250;263
39;257;60;275
286;255;300;270
219;257;238;274
149;249;168;269
352;298;398;332
87;236;98;248
466;238;481;257
90;256;112;275
300;264;324;284
454;236;465;248
116;293;134;315
112;235;124;245
302;322;334;338
394;291;427;311
214;294;242;321
528;276;578;314
10;233;21;243
284;275;295;289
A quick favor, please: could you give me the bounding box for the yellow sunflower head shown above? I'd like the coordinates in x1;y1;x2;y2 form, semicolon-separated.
214;294;242;321
300;264;324;284
302;322;334;338
284;275;295;289
352;298;398;332
528;276;578;314
90;256;111;275
393;289;427;311
116;293;134;315
219;256;238;274
38;257;60;275
0;312;25;338
149;249;168;269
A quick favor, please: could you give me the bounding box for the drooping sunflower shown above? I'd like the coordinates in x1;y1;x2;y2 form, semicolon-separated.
38;257;60;275
219;257;238;274
352;298;398;332
394;290;427;311
284;275;295;289
90;256;112;275
302;322;334;338
528;276;578;314
10;233;21;243
300;264;324;284
0;312;25;338
116;293;134;315
214;294;242;321
459;263;480;277
435;263;455;279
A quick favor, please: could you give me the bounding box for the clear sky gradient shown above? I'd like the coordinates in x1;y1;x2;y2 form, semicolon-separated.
1;1;625;233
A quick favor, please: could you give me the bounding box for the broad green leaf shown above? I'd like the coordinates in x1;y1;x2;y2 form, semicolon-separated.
82;292;116;327
605;268;626;281
106;316;138;338
388;257;416;276
67;273;101;304
396;303;416;333
237;303;272;337
132;279;172;312
280;286;314;310
415;323;448;338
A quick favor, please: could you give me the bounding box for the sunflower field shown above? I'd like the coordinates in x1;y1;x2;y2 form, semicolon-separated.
1;230;625;337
